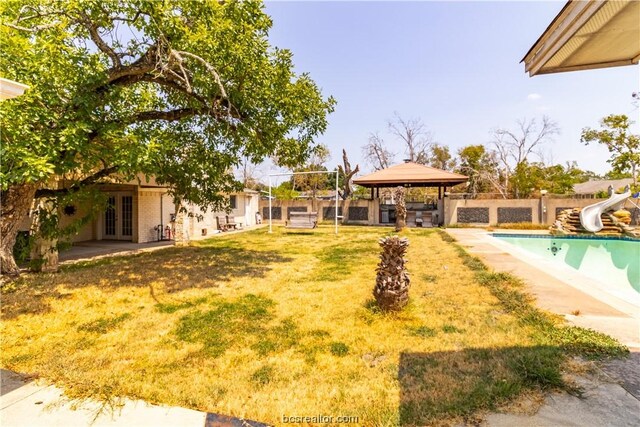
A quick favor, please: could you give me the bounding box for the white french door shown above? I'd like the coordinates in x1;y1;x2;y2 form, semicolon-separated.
104;192;134;240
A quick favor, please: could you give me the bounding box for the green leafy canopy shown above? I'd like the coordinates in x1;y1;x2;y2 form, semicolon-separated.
0;0;335;210
581;114;639;187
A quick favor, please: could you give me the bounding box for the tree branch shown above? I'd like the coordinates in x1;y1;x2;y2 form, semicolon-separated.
173;50;228;99
127;107;207;123
35;166;119;198
77;11;121;68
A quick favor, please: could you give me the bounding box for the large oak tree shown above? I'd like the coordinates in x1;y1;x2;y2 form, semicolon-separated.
0;0;334;274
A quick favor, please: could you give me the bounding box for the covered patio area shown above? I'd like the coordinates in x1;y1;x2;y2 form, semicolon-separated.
353;162;468;227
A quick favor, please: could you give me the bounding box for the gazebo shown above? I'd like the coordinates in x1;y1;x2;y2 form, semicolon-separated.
353;162;468;226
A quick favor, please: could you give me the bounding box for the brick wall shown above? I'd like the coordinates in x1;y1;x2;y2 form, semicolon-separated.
137;190;174;243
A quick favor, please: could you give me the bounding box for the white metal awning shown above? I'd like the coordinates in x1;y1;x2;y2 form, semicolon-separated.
522;0;640;76
0;77;29;99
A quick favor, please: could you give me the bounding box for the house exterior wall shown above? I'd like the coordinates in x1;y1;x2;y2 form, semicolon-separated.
16;182;258;248
137;188;175;243
60;204;95;242
182;192;260;240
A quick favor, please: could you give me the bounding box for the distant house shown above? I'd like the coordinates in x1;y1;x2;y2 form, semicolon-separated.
29;176;260;244
573;178;634;195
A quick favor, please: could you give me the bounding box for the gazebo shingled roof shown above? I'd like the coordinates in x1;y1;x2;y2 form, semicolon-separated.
353;162;468;188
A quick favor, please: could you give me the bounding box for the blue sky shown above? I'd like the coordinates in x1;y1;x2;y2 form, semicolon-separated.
260;0;639;180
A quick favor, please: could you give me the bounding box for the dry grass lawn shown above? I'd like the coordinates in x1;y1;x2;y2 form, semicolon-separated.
0;226;626;426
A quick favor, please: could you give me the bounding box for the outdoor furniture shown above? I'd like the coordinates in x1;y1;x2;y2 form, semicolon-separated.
226;215;239;229
415;211;423;227
216;216;238;232
423;212;435;227
286;212;318;229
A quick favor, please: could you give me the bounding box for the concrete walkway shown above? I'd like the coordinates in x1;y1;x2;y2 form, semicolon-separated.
59;240;174;263
0;370;268;427
0;370;206;427
446;228;640;426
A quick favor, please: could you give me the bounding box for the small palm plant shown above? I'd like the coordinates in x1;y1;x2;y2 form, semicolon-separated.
394;186;407;232
373;236;410;311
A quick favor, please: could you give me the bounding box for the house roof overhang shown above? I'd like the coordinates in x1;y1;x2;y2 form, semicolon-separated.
522;0;640;77
352;162;468;188
0;77;29;99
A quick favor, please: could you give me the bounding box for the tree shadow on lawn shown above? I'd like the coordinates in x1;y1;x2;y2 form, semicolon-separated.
1;246;293;320
397;341;633;426
398;346;573;426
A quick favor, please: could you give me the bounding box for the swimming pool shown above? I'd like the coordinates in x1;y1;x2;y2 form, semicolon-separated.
492;234;639;297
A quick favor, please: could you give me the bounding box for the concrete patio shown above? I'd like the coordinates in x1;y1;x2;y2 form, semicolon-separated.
59;240;174;263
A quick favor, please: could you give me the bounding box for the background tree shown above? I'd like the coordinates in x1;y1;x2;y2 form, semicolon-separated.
426;143;456;171
237;158;262;190
271;181;299;200
362;132;395;171
0;0;334;274
337;149;360;200
491;116;560;198
456;144;500;198
291;144;331;198
511;161;595;198
581;114;639;188
387;113;434;164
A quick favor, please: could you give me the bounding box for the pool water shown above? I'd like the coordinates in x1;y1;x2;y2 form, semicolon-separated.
493;234;639;294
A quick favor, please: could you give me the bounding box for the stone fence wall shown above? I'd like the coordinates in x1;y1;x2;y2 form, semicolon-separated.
258;196;639;227
259;199;379;224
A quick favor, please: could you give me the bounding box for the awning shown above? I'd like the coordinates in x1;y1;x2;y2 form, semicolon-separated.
353;162;468;188
522;0;640;76
0;77;29;99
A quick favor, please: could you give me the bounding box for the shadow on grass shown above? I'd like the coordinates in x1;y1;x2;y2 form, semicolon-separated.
0;246;293;320
398;346;569;426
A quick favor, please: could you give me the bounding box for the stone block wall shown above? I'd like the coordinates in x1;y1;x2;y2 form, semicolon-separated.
497;207;532;223
457;207;489;224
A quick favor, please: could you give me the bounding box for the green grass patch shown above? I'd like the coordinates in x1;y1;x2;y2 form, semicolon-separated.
176;294;274;357
422;274;438;283
252;318;302;356
442;324;464;334
77;313;131;334
250;365;275;386
407;326;437;338
438;230;629;364
329;342;350;356
314;243;373;281
156;297;209;314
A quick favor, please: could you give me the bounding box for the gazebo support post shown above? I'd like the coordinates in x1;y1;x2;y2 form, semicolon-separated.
370;187;374;200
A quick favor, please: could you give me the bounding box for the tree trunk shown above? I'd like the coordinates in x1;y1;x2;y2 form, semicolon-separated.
374;236;410;311
173;201;189;246
29;199;59;273
1;184;37;276
394;186;407;232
